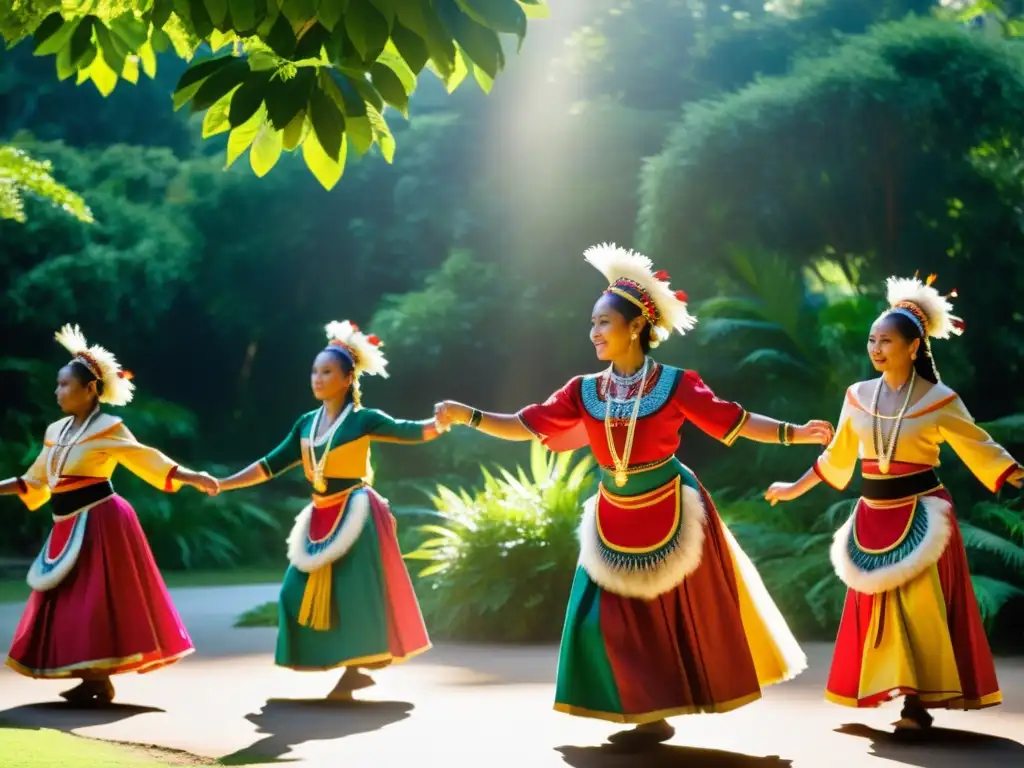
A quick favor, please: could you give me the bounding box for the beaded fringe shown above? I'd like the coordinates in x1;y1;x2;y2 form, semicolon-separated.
298;565;333;631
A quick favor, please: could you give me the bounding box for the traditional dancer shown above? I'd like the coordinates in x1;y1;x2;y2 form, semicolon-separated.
765;274;1024;731
433;244;831;745
0;325;219;704
215;321;438;699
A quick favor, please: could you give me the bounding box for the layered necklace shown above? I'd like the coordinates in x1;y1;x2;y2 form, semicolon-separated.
870;370;916;475
602;358;650;488
308;403;352;493
47;406;101;487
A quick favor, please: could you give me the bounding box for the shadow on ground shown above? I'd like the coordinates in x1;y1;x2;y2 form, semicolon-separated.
0;701;164;732
557;745;793;767
837;723;1024;767
217;698;414;765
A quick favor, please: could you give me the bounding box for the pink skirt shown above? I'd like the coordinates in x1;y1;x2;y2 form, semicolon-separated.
6;494;194;678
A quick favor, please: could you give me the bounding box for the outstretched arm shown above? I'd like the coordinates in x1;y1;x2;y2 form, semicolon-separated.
0;478;25;496
217;461;274;492
738;413;834;446
434;402;534;441
764;467;823;506
217;416;306;492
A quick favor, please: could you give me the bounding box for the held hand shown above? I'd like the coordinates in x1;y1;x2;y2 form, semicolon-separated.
433;401;472;432
191;471;220;496
793;420;835;446
764;481;801;507
1007;466;1024;489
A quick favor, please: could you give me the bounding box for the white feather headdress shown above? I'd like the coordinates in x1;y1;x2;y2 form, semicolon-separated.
584;242;696;347
324;320;389;379
54;324;135;407
885;273;964;339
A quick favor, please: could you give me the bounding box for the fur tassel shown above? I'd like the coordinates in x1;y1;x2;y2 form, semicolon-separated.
286;492;370;573
577;484;707;600
830;496;952;595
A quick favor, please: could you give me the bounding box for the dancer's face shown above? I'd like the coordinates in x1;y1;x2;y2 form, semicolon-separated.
310;352;353;402
867;315;918;373
590;293;642;362
56;365;97;415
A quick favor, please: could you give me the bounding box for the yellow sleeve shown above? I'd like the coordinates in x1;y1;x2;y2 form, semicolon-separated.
937;396;1019;493
813;391;860;491
17;443;52;511
108;423;187;492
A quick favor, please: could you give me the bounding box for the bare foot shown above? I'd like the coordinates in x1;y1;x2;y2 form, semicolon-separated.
608;719;675;745
326;668;376;700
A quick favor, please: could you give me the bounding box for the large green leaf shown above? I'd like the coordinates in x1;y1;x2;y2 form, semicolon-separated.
249;123;283;177
225;104;266;167
308;85;346;161
69;17;96;69
457;0;527;38
440;1;503;78
228;70;272;128
229;0;262;32
263;12;297;58
390;20;429;74
265;68;315;130
345;0;391;62
190;58;249;113
33;15;78;57
302;130;347;189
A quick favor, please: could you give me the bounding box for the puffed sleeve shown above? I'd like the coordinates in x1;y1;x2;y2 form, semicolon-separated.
258;415;306;478
109;423;187;492
517;376;589;453
813;389;860;491
676;370;749;447
362;408;430;443
17;442;52;511
937;396;1019;493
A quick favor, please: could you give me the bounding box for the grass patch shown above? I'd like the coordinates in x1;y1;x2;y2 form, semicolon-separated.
234;600;278;628
0;726;216;766
0;567;285;605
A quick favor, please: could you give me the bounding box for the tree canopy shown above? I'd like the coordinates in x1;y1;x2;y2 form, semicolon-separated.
0;0;547;188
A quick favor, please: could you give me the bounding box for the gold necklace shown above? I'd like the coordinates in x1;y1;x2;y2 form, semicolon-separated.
308;403;351;493
603;360;649;488
47;406;100;487
871;371;916;475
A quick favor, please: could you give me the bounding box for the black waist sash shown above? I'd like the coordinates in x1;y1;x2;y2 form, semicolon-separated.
860;469;940;501
50;480;114;517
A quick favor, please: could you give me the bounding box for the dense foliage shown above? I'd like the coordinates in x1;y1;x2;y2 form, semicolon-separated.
0;0;547;186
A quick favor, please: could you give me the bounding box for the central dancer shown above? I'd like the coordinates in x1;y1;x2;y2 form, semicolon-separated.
434;244;831;744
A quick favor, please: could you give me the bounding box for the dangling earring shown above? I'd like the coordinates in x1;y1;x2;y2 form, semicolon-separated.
631;333;638;341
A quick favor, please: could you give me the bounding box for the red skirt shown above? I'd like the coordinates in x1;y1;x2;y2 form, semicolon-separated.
6;494;194;678
826;481;1000;710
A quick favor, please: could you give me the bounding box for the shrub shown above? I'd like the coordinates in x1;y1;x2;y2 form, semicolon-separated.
404;441;595;643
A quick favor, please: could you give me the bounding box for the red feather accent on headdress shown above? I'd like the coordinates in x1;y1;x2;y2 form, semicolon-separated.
674;290;688;302
118;370;134;381
952;318;966;332
654;270;670;281
367;335;381;347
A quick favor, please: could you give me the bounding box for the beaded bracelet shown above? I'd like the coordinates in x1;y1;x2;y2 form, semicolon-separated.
778;422;794;446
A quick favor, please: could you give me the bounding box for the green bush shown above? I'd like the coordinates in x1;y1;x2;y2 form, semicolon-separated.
404;441;595;643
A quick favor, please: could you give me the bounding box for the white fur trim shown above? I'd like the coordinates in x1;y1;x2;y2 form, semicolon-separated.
27;508;93;592
577;484;707;600
830;495;952;595
286;491;370;573
719;523;808;683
